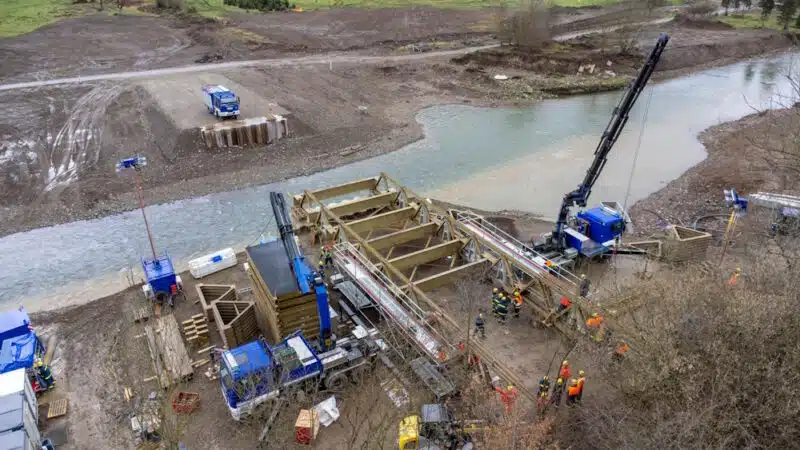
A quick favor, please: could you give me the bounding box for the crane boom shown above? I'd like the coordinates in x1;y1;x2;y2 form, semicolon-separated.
270;191;334;350
551;33;669;248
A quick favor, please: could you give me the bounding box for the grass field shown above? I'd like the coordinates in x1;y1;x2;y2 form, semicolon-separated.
0;0;88;37
0;0;621;38
290;0;621;8
718;12;787;30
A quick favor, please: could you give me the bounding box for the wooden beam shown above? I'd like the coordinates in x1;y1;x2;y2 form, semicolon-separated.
347;206;418;234
388;239;466;272
367;222;439;251
410;259;489;292
304;189;536;402
294;177;379;208
327;191;399;219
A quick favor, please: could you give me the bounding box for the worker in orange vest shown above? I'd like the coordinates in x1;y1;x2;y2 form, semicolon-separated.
728;267;741;286
557;296;572;313
586;313;605;342
566;379;580;406
559;360;571;380
495;385;519;413
512;290;523;318
615;341;629;362
576;370;586;402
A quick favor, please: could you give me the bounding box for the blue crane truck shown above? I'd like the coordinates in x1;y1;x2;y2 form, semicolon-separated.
220;327;384;420
533;34;670;264
221;191;386;420
201;85;240;120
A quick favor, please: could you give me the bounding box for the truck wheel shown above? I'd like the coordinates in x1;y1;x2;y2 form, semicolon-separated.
348;365;367;385
325;372;347;391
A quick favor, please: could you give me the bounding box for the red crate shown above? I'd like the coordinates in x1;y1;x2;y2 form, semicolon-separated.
171;392;200;414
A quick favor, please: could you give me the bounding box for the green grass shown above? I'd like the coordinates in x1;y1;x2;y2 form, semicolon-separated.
184;0;246;19
0;0;88;37
718;12;785;30
290;0;621;11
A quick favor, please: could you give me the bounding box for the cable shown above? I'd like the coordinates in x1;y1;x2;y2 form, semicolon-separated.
622;86;655;215
245;214;275;248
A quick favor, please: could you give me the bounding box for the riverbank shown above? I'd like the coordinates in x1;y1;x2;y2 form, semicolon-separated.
629;106;800;236
1;13;796;237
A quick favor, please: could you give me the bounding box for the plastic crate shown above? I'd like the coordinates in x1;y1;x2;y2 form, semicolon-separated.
171;392;200;414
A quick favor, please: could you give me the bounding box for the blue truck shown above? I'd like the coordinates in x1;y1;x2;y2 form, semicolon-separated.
220;328;384;420
201;85;240;120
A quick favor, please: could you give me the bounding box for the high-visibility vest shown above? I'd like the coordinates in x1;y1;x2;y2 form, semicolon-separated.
586;316;603;328
617;344;629;355
560;296;572;307
560;366;571;379
577;377;585;392
567;385;580;396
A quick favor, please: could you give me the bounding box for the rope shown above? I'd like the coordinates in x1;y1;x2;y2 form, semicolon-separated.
622;86;655;214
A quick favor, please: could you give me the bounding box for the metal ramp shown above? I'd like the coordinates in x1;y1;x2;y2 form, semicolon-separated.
454;211;586;292
333;242;455;362
410;357;455;399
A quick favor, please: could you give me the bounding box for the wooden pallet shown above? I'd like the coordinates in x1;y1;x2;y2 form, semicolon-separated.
150;315;195;388
132;305;152;323
47;398;68;419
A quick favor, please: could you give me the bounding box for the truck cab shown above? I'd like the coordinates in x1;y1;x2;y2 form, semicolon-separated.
565;206;626;257
201;85;240;120
220;333;322;421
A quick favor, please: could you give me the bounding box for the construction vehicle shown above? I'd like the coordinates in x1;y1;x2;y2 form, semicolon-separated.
201;85;240;120
533;34;670;264
219;328;384;420
398;404;483;450
0;310;48;394
270;191;334;351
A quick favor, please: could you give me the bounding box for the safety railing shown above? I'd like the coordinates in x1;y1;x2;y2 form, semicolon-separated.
332;242;455;362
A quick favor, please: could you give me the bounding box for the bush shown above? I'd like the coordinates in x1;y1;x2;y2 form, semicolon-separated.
559;262;800;449
156;0;184;8
497;0;551;50
685;0;717;15
223;0;292;11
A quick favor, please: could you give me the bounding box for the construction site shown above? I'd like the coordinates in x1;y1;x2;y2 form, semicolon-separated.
2;1;800;449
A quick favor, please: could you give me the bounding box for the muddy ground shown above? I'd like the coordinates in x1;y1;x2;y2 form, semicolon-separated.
629;106;800;237
1;9;796;238
29;208;578;449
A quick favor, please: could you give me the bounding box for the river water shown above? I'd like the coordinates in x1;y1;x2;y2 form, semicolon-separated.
1;53;796;312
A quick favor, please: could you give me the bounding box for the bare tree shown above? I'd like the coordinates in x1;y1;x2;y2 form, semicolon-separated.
497;0;551;50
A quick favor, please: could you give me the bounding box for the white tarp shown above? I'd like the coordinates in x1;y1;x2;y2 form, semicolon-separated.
313;396;340;427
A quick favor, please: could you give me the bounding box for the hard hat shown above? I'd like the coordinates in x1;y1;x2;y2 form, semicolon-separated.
562;360;568;366
542;375;549;380
508;385;514;390
557;377;563;384
493;288;499;293
581;274;586;279
579;370;585;376
478;313;483;318
736;267;741;272
514;290;520;295
571;378;578;385
591;313;598;318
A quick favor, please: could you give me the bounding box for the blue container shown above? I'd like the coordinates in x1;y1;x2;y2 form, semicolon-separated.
142;253;177;298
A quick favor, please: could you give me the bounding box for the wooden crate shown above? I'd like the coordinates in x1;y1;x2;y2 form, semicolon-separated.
195;284;237;322
295;409;319;445
211;301;259;349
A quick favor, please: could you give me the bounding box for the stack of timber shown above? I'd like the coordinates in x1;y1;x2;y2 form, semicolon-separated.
200;115;289;150
182;314;210;348
146;315;194;388
195;284;237;322
246;241;320;344
212;300;259;349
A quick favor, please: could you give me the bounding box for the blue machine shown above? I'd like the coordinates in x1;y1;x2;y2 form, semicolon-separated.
201;85;240;120
141;252;182;304
0;310;47;395
537;34;670;260
220;332;322;420
270;192;334;352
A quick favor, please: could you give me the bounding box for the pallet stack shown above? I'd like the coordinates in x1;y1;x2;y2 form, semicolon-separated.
182;314;210;348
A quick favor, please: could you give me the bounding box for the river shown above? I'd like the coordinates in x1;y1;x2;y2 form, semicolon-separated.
1;53;796;312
